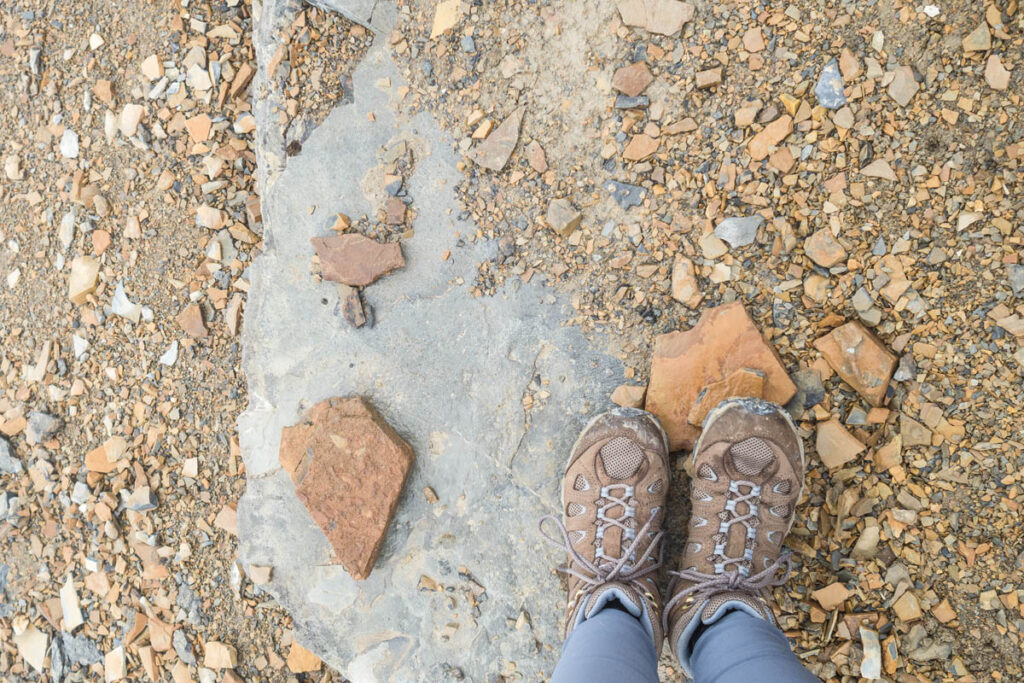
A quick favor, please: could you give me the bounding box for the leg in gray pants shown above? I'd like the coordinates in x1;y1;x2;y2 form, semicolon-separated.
551;606;818;683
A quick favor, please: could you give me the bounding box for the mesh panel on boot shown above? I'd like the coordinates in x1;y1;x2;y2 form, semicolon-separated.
730;437;775;476
567;502;585;517
574;475;589;491
600;437;644;479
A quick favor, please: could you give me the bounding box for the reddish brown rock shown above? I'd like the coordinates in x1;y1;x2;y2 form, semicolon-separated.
804;228;847;268
815;418;865;470
472;107;524;171
747;114;793;161
177;304;209;338
526;140;548;173
311;234;405;287
671;254;702;307
695;67;723;89
623;133;659;161
384;197;406;225
645;302;796;450
612;62;654;97
611;383;646;409
278;397;414;580
687;367;765;427
813;321;896;407
338;285;367;328
84;436;129;474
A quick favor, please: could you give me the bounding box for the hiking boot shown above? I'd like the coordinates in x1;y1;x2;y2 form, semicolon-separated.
664;397;805;676
540;407;671;652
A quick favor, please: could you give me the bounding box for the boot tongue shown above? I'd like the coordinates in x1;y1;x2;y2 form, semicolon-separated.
584;581;643;620
699;591;771;625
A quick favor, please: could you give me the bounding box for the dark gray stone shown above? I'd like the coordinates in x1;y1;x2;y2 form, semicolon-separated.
789;369;825;411
61;632;103;666
0;437;21;474
604;180;646;209
614;95;650;109
815;58;846;110
50;636;68;683
26;412;62;443
714;215;765;248
1008;264;1024;297
173;629;196;665
894;353;917;382
175;581;206;625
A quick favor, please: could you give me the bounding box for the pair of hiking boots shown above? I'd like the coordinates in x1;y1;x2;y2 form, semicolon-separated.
540;398;804;676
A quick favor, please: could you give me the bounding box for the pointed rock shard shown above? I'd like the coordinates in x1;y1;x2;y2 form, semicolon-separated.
900;414;932;447
985;54;1010;90
430;0;462;39
623;133;659;161
645;302;796;450
278;397;414;580
839;48;861;82
814;321;896;407
105;646;126;682
287;641;322;674
472;107;524;171
861;158;897;181
85;436;129;474
68;256;100;305
874;435;902;471
526;140;548;173
814;58;847;109
962;24;991;52
60;576;84;632
815;418;865;470
12;623;48;673
177;304;209;338
887;66;919;107
813;582;851;610
311;234;405;287
747;114;793;161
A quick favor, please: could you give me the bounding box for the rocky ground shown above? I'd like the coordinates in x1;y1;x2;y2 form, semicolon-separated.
2;0;1023;680
390;0;1023;679
0;0;342;680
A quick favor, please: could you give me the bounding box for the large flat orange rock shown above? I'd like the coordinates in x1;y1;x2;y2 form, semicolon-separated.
645;302;796;450
279;397;414;580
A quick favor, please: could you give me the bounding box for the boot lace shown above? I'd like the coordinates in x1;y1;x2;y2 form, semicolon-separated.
661;477;793;631
539;483;663;595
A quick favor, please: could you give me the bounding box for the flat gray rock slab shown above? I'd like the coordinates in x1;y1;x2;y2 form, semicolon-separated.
239;6;625;681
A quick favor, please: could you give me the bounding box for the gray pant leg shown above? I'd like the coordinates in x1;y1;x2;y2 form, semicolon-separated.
690;610;819;682
550;608;660;683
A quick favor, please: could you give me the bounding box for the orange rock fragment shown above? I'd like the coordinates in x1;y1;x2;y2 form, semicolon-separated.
813;322;896;407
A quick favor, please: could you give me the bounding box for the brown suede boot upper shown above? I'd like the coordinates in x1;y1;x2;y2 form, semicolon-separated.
665;397;805;677
540;407;671;653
